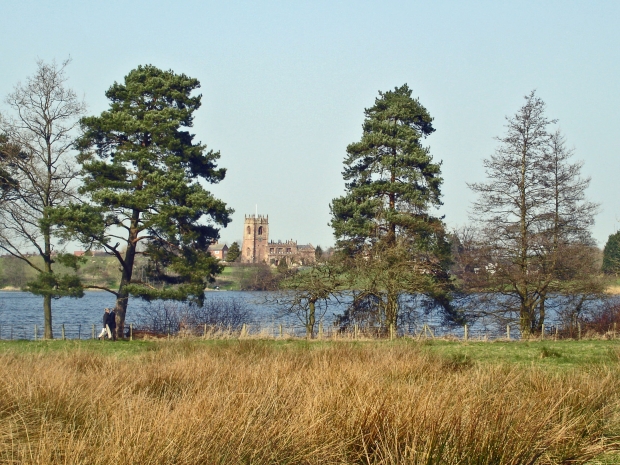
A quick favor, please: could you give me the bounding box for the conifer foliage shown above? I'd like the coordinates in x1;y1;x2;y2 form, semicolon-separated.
52;65;232;337
603;231;620;275
226;242;241;262
330;85;454;330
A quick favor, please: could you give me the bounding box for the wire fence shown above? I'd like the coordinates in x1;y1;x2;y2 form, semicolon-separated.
0;323;135;341
1;320;611;341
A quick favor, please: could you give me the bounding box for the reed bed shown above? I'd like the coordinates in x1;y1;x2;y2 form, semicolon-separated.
0;340;619;464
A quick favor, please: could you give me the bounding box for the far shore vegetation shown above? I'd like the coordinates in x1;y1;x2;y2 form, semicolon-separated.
2;255;619;294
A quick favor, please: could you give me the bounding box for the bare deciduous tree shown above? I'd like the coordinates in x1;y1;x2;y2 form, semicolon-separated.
273;262;344;339
466;91;601;336
0;59;86;339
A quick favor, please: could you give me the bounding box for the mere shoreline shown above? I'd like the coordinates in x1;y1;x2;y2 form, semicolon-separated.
2;286;620;294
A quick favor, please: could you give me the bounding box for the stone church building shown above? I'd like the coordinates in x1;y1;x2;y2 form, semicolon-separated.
241;214;315;266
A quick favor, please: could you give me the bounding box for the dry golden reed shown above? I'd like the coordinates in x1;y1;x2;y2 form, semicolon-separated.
0;340;619;464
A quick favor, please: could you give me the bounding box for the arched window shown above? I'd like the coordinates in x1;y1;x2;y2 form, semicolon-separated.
258;226;263;235
246;226;251;235
247;248;251;257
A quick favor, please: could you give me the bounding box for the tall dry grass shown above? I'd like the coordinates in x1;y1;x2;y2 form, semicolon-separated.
0;341;619;464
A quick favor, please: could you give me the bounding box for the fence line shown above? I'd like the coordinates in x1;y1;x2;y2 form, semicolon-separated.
0;320;609;341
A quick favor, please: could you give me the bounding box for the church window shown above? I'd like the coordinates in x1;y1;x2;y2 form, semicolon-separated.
246;226;251;235
286;247;291;253
258;226;263;235
247;248;251;256
277;248;282;254
270;248;274;253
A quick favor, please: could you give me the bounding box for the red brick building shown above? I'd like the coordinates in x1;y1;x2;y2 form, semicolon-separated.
208;243;228;261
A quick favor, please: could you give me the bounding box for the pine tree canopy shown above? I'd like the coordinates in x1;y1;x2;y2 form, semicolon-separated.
330;84;444;253
52;65;232;304
603;231;620;275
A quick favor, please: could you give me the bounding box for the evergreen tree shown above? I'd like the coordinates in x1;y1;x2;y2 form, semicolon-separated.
314;245;323;262
52;65;232;338
226;242;241;262
330;84;454;331
603;231;620;275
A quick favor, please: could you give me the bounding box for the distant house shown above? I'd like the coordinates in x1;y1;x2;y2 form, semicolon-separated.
209;243;228;261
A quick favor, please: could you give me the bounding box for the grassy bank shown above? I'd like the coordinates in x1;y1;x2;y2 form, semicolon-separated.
1;339;620;464
0;256;273;291
0;255;121;290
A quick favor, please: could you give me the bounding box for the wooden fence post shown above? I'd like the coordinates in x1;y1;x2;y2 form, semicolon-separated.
506;325;510;340
61;324;66;341
130;323;133;341
390;323;394;341
318;322;323;340
92;324;95;340
78;324;81;340
578;322;581;340
541;324;544;341
279;324;283;338
34;325;37;341
354;324;358;340
464;324;468;342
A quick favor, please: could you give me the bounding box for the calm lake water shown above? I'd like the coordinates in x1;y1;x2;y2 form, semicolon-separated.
0;291;283;339
0;290;580;340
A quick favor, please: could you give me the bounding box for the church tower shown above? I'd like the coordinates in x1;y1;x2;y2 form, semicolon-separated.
241;214;269;263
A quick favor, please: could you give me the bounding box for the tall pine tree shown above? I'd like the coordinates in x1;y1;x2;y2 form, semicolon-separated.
330;84;454;331
52;65;232;337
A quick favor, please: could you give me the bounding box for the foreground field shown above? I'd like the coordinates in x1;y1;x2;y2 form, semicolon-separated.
1;340;620;464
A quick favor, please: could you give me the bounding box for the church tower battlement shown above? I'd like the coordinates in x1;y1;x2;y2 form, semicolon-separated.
241;214;269;263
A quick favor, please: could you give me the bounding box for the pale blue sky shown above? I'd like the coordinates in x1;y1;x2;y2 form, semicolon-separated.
1;1;618;248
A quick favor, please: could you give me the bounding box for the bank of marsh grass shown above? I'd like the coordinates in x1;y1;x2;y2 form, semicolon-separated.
1;339;620;464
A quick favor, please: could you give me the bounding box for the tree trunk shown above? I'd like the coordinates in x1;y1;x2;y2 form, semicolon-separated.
114;210;139;339
43;294;53;339
114;293;129;340
306;299;316;340
385;290;398;334
519;309;531;338
43;226;53;339
519;292;534;338
537;292;546;333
